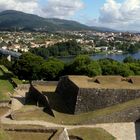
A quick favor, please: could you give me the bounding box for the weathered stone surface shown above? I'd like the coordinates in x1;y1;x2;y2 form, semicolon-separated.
25;85;54;116
56;76;79;114
82;106;140;124
0;101;10;107
58;128;70;140
56;76;140;114
75;88;140;114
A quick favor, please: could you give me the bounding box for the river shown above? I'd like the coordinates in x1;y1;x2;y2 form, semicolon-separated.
59;51;140;62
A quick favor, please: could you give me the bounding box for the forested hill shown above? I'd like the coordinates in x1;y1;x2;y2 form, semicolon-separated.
0;10;116;32
0;10;91;31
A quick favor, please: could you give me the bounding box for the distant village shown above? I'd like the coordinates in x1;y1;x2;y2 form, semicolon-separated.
0;31;140;55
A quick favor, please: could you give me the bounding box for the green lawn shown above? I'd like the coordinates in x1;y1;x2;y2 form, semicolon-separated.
0;125;54;140
0;130;10;140
11;77;23;85
12;97;140;125
0;65;23;101
0;70;14;101
0;65;10;73
6;131;52;140
0;124;115;140
0;65;23;87
68;128;116;140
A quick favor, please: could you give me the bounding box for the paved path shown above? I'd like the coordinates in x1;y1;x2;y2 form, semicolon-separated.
0;109;136;140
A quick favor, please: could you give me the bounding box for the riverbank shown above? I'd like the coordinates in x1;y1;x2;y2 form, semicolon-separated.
56;51;140;62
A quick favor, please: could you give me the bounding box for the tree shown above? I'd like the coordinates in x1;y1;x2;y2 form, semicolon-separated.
12;52;44;81
99;58;134;76
86;61;102;76
127;44;139;54
115;64;134;77
68;55;101;76
127;63;140;75
30;40;82;58
0;57;12;70
41;58;64;80
123;56;136;63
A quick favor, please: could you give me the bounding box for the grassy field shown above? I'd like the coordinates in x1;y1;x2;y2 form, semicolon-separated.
0;65;23;86
12;97;140;125
68;128;116;140
0;65;23;101
0;65;11;74
0;124;115;140
6;131;52;140
0;69;14;101
11;77;23;85
0;129;10;140
1;124;48;130
0;124;54;140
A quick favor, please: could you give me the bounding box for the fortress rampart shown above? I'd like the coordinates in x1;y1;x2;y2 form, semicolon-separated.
56;76;140;114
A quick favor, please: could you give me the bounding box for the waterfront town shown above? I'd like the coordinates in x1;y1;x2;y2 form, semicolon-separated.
0;0;140;139
0;31;140;55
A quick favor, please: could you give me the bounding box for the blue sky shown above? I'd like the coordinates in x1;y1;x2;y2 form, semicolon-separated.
0;0;140;31
39;0;108;19
82;0;106;18
73;0;105;23
73;0;124;22
39;0;123;19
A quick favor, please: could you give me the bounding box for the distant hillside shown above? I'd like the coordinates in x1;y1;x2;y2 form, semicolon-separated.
0;10;92;31
91;26;118;32
0;10;118;32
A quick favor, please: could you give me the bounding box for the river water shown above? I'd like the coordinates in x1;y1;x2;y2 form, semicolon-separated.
91;51;140;61
59;51;140;62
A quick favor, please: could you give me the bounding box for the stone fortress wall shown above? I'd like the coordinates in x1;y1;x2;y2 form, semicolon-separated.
56;75;140;114
75;88;140;114
23;75;140;123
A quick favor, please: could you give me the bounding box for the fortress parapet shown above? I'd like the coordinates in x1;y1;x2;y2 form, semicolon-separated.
56;76;140;114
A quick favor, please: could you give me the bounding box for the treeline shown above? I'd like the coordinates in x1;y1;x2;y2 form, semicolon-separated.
115;42;140;54
30;40;83;58
0;53;138;81
95;38;140;54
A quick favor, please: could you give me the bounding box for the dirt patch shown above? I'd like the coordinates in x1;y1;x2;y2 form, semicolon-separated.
0;107;10;117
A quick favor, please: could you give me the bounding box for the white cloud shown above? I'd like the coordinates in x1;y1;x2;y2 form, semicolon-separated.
41;0;84;18
0;0;84;19
0;0;39;14
90;0;140;31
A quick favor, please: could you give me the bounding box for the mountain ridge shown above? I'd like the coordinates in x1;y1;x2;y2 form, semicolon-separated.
0;10;117;32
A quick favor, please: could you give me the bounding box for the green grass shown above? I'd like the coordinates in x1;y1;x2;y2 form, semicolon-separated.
1;124;47;130
0;129;11;140
0;65;23;100
68;128;116;140
0;124;57;140
0;69;14;101
0;124;115;140
11;78;23;85
13;97;140;125
0;65;22;86
6;131;52;140
0;65;10;73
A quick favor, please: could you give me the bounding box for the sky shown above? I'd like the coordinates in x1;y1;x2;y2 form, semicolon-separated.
0;0;140;31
